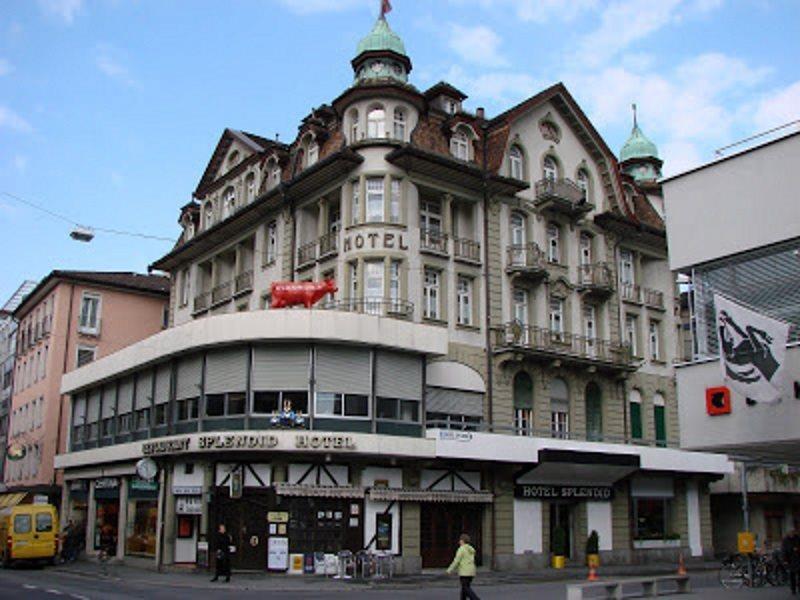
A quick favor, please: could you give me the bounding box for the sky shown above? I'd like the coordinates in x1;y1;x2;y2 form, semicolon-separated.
0;0;798;302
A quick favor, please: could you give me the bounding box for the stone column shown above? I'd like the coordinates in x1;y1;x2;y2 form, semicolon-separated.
116;477;128;559
318;198;328;237
359;176;367;224
200;462;213;539
86;480;96;556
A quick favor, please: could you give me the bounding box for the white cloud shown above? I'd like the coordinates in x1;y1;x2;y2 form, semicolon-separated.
445;65;541;107
0;106;32;133
446;24;507;67
0;59;13;76
660;139;705;177
38;0;83;24
448;0;598;23
753;80;800;131
95;45;138;88
276;0;373;15
12;155;29;173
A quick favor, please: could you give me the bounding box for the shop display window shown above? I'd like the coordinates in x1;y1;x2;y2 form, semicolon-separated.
126;499;157;556
95;500;119;552
633;497;671;540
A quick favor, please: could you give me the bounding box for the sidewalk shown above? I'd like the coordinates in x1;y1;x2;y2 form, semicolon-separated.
51;558;720;592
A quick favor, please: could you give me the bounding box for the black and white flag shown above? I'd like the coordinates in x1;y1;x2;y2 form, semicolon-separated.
715;294;790;403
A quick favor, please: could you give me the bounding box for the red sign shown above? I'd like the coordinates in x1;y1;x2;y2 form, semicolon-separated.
706;386;731;416
270;280;337;309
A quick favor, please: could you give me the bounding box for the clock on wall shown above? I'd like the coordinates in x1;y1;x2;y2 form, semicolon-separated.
136;457;158;481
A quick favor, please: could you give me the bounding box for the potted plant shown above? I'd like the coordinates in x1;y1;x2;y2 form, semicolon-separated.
586;530;600;568
551;526;567;569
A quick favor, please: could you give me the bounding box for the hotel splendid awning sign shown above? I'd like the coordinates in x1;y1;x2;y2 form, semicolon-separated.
142;433;356;457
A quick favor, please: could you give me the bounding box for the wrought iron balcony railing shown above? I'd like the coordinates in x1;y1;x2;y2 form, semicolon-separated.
234;270;253;295
577;263;615;298
318;231;339;258
620;282;642;303
320;297;414;319
506;243;549;281
297;241;317;267
533;178;594;217
420;228;448;255
193;291;210;312
211;280;232;305
453;237;481;263
643;287;665;310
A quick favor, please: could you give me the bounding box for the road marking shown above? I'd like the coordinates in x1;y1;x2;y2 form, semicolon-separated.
46;590;64;595
23;584;38;589
70;595;90;600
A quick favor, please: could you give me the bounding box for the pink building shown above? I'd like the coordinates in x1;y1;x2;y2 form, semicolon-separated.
4;271;169;508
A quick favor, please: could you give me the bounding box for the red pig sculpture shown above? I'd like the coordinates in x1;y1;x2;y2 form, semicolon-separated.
270;279;338;309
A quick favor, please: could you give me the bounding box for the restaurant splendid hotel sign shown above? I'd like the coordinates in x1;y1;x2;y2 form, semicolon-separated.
142;433;357;456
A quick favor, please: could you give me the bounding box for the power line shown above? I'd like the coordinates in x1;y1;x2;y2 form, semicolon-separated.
1;191;175;242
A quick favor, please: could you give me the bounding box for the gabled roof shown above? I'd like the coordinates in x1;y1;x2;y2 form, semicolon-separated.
194;128;286;196
424;81;468;101
14;271;169;319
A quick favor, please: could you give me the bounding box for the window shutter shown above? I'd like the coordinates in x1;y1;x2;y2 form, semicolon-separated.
654;405;666;444
176;355;202;400
205;348;249;394
118;377;134;414
315;345;371;395
86;389;101;423
252;345;309;391
134;371;153;410
630;401;642;439
71;393;87;425
101;385;116;419
375;351;422;400
426;387;483;417
154;364;172;405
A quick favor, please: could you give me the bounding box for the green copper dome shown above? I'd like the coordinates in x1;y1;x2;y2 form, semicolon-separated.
356;17;407;57
620;123;659;162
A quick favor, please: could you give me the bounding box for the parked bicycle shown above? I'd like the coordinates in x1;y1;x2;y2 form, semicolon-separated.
720;551;788;589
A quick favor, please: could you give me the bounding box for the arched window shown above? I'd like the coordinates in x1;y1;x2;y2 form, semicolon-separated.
546;222;560;263
185;220;195;240
393;107;406;141
549;378;569;439
509;212;526;266
543;155;558;181
367;106;386;139
577;168;590;200
266;158;281;190
306;142;319;167
513;371;533;436
653;393;666;446
586;382;602;441
509;145;524;180
245;173;255;203
629;389;642;440
204;201;214;229
350;109;360;142
222;186;236;219
450;127;470;160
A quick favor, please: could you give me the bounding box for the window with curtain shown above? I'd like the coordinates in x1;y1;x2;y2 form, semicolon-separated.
457;276;472;326
513;371;533;436
577;168;590;199
543;156;558;181
367;106;386;138
549;377;569;439
423;268;440;320
450;127;470;160
509;145;524;180
393;107;406;140
366;177;384;222
546;222;560;263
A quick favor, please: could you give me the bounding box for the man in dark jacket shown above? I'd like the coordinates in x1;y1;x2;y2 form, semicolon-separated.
783;529;800;595
211;524;232;583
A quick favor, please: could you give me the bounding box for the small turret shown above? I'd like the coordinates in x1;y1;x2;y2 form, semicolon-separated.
620;104;662;182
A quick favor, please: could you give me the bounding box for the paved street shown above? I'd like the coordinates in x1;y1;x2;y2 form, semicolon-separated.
0;565;793;599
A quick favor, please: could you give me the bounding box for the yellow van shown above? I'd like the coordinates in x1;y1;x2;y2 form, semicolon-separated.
0;503;59;566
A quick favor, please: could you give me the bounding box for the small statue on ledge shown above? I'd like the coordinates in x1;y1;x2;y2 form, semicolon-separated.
270;400;306;429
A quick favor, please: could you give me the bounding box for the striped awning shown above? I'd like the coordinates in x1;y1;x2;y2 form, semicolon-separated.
367;488;493;504
274;484;366;499
0;492;26;509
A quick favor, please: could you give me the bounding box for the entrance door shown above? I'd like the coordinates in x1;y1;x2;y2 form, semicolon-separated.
549;503;574;559
215;489;270;571
421;503;483;568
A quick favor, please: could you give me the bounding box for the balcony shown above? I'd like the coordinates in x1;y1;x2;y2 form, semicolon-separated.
643;287;665;310
577;263;614;299
620;282;642;304
211;280;232;305
297;241;317;268
453;237;481;264
493;322;633;372
420;228;448;256
533;178;594;218
320;297;414;320
506;243;548;283
193;292;210;313
234;270;253;295
319;231;339;259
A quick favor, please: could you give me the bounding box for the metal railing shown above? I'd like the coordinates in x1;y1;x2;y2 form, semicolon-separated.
534;177;586;206
643;287;665;309
620;282;642;303
320;297;414;319
453;237;481;262
193;291;210;312
494;322;632;366
234;270;253;295
319;231;339;257
297;241;317;267
507;243;547;270
578;263;614;289
420;228;448;254
211;280;232;305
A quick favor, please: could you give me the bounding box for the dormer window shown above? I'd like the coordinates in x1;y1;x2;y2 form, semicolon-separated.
222;186;236;219
393;107;406;141
577;168;590;199
509;145;524;180
204;202;214;229
367;106;386;139
185;221;195;240
245;173;255;203
543;156;558;181
307;142;319;167
445;99;458;115
450;126;472;161
266;158;281;190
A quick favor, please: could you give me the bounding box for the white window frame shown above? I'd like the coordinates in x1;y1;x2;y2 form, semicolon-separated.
509;146;524;180
649;320;661;361
393;107;406;141
351;180;361;225
547;222;560;263
513;288;528;325
543;156;558;181
180;268;190;307
367;107;386;139
420;198;442;233
423;268;441;320
626;314;639;356
265;221;277;265
550;409;569;439
366;177;384;223
76;344;96;368
619;249;635;285
390;179;401;223
314;392;370;419
577;169;590;199
306;142;319;167
245;173;256;203
549;297;564;341
583;304;597;357
456;276;472;326
450;129;470;161
389;260;401;308
364;260;384;314
350;109;360;142
78;293;101;335
579;233;592;266
222;187;236;218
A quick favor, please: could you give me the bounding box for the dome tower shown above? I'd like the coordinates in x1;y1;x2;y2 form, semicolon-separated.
620;104;662;182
